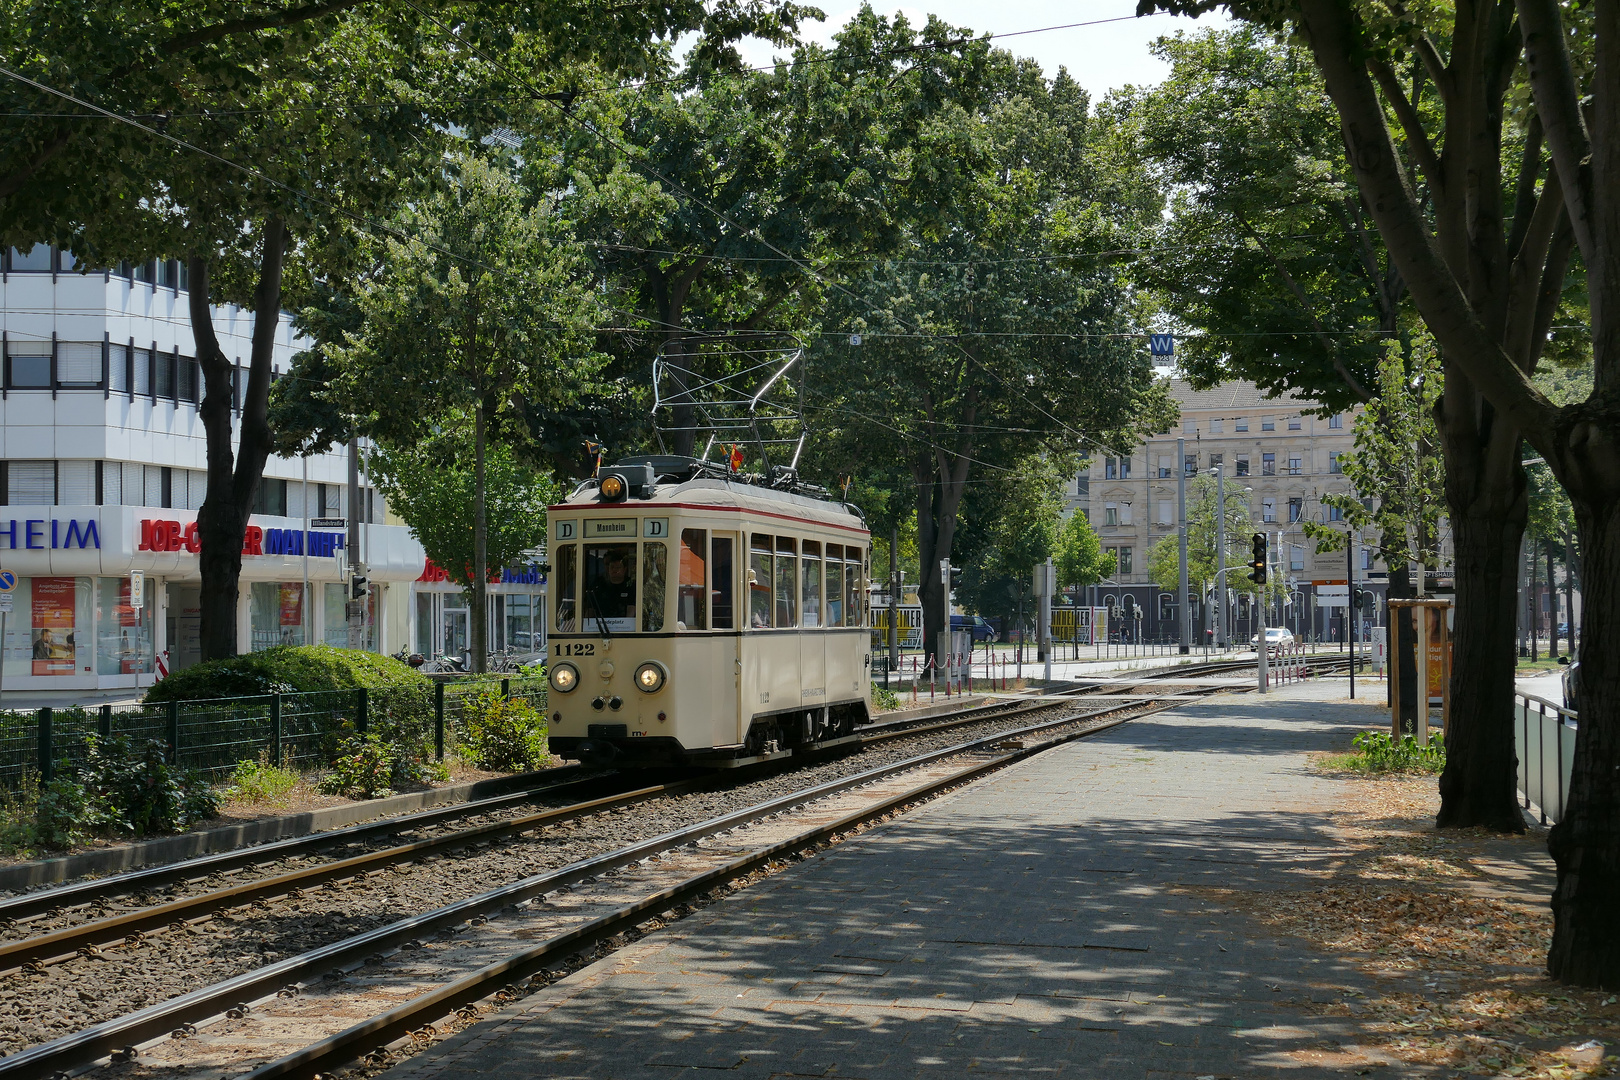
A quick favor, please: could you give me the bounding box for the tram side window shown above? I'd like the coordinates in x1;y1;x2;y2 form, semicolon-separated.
678;529;707;630
801;540;822;626
825;543;844;626
583;543;637;633
774;536;798;628
845;551;862;627
712;535;735;629
554;545;577;632
642;542;667;632
749;535;773;628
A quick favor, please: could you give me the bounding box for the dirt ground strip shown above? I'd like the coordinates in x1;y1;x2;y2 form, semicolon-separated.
1190;764;1618;1079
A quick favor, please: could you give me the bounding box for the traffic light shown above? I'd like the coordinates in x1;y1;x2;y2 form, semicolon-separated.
350;573;369;600
949;565;963;591
1247;533;1268;585
1355;587;1375;615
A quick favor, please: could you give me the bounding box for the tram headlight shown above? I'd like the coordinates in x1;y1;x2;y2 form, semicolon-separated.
633;661;667;693
550;662;580;693
599;474;626;500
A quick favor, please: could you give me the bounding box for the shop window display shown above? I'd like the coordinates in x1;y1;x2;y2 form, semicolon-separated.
250;582;307;650
96;577;152;674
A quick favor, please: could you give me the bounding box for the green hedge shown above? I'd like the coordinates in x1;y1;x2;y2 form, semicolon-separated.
143;645;432;703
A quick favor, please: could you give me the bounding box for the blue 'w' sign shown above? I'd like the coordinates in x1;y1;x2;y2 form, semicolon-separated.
1149;333;1175;357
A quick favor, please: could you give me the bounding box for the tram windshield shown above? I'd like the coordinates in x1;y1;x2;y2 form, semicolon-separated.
641;542;667;632
678;530;706;630
583;543;638;633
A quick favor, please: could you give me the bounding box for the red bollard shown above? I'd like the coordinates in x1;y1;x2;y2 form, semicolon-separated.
911;656;918;703
929;654;937;701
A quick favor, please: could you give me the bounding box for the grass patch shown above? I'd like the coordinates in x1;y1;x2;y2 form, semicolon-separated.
222;753;299;807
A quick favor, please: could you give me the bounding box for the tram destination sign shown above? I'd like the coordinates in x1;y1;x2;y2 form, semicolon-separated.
584;518;636;538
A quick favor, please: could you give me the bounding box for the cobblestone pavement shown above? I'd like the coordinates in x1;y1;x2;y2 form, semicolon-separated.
386;687;1427;1080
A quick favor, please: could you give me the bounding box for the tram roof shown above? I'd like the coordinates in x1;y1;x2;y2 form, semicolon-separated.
553;477;867;533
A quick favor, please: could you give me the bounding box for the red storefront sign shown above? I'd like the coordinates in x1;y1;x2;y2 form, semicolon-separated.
138;520;264;555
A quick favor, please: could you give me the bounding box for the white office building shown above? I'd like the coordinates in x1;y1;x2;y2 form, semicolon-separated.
0;245;431;695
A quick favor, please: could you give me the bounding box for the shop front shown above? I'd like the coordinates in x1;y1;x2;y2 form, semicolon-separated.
0;506;426;694
412;558;548;666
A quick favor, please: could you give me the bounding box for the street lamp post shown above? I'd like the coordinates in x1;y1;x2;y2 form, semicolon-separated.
1211;464;1226;648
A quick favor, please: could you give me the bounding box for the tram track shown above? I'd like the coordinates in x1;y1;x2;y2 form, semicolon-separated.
0;690;1168;1066
0;694;1169;1080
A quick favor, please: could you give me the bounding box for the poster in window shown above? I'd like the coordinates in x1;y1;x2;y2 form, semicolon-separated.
279;583;303;629
31;577;77;675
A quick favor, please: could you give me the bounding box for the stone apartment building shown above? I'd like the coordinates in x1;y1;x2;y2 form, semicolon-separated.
1066;378;1394;643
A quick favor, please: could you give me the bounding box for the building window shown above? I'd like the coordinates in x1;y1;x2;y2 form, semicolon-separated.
1105;457;1117;479
1329;451;1343;474
7;461;55;505
1288;497;1303;522
1155;500;1172;525
6;350;51;389
1184;453;1197;476
1288;455;1302;475
1262;452;1276;476
1118;547;1133;575
1290;544;1304;571
1104;503;1119;527
1329;413;1344;429
1235;416;1249;432
1261;416;1275;431
58;343;102;388
6;245;52;272
154;350;175;398
254;477;288;516
1235;455;1250;477
1119;456;1131;479
1209;453;1223;471
1104;548;1118;575
1328;503;1344;522
1182;418;1196;434
1262;498;1276;523
1288;416;1302;430
1119;503;1133;525
1158;455;1172;478
1210;418;1223;433
1159;593;1174;620
1362;547;1374;569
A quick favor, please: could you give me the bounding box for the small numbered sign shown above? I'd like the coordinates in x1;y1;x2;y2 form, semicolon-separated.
0;594;12;614
130;570;145;609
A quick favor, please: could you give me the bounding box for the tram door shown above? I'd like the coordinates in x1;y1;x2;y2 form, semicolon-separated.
799;541;827;710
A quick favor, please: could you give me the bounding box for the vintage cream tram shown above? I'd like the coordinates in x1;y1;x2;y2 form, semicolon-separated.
544;456;873;766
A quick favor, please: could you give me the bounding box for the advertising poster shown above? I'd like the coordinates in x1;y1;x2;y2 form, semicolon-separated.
279;583;304;630
31;576;76;676
1426;607;1449;702
117;579;142;674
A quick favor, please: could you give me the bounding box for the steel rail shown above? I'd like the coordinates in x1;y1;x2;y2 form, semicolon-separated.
0;765;592;923
0;778;702;972
242;704;1152;1080
0;697;1159;1080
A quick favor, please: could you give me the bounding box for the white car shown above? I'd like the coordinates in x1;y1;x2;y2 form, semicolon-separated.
1251;627;1296;647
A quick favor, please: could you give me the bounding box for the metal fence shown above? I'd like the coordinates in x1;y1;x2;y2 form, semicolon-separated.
0;675;549;787
1514;691;1576;824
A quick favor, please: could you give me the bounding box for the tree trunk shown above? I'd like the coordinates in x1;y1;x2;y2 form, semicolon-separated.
472;399;488;674
1548;497;1620;986
190;217;286;663
1437;504;1529;831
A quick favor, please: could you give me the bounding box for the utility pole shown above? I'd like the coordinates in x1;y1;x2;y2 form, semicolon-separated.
1213;464;1226;647
1177;437;1190;654
1348;526;1356;700
347;438;363;650
888;526;899;683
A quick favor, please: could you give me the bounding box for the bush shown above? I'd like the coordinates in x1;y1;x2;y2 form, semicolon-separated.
143;644;431;703
1338;730;1447;774
80;736;221;834
0;773;108;855
224;753;299;805
320;734;401;799
461;690;549;772
871;682;901;712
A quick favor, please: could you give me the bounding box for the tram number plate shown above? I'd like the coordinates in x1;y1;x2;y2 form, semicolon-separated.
556;642;596;656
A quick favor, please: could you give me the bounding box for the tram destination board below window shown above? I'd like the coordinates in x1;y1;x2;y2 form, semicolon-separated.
584;518;636;538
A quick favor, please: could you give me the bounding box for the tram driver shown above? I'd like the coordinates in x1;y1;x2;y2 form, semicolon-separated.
585;545;637;626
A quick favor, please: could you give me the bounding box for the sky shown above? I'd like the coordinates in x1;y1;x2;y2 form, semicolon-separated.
728;0;1232;101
